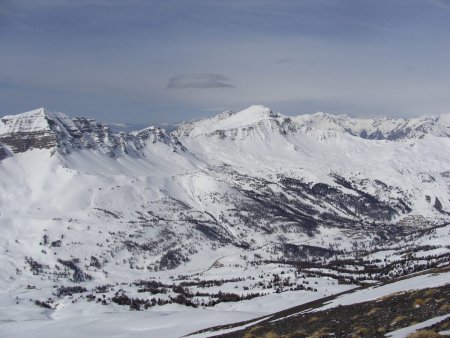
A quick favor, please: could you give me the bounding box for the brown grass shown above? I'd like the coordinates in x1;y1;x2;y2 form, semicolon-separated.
285;330;307;338
243;333;258;338
309;328;330;338
367;307;381;315
307;316;320;323
353;326;369;334
440;320;450;329
424;289;437;296
407;330;442;338
439;303;450;311
392;315;407;325
377;326;386;334
413;298;426;307
243;334;257;338
243;326;261;338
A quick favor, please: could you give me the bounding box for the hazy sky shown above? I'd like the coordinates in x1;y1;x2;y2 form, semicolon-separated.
1;0;450;124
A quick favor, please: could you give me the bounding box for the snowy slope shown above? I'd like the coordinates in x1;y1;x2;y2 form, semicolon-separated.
1;105;450;270
1;106;450;337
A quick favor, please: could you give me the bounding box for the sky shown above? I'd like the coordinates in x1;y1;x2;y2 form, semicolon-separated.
1;0;450;124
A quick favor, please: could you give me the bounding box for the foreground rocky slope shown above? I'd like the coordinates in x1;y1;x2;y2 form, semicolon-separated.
196;267;450;338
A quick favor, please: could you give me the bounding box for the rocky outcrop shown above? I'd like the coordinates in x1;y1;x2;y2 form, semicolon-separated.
0;144;8;161
0;108;185;157
0;109;59;152
135;126;186;151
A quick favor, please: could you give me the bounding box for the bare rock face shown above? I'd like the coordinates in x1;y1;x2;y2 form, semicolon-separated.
0;108;60;152
0;108;184;157
434;197;443;212
0;144;7;161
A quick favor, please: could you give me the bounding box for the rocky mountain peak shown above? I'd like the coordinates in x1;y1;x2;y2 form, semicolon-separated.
230;105;278;121
0;107;76;153
175;105;282;138
0;108;184;157
1;107;59;134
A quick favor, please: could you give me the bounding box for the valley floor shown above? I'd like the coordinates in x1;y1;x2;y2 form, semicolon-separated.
1;264;449;338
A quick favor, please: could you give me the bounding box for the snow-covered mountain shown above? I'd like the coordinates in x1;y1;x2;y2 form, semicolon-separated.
1;105;450;261
1;105;450;337
0;107;184;156
177;105;450;140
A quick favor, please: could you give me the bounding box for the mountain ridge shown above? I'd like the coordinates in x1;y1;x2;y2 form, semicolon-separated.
0;107;184;156
1;106;449;236
2;106;450;156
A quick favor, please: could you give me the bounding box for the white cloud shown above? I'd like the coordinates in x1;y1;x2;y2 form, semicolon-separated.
167;74;234;89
